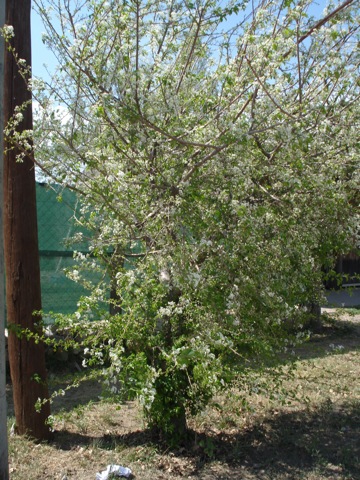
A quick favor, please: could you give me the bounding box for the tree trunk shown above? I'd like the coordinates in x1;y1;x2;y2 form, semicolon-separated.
3;0;51;440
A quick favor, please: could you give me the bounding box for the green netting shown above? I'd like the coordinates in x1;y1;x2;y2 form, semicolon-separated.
37;182;88;253
39;256;90;315
36;182;94;316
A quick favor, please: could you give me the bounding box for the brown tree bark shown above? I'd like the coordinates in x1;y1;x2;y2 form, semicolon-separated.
3;0;51;440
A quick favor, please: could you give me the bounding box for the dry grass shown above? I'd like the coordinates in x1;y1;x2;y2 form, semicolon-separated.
7;309;360;480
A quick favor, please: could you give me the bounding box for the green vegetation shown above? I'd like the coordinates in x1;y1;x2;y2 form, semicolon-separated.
7;312;360;479
6;0;360;440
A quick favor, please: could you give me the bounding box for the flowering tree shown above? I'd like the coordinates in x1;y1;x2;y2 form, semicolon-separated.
10;0;360;441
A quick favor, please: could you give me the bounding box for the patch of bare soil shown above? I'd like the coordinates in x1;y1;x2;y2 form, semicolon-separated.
7;309;360;480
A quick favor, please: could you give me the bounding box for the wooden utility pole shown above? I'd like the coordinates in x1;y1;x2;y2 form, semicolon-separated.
3;0;51;440
0;0;9;474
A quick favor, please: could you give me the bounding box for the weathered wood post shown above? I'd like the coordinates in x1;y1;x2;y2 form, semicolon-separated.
3;0;51;440
0;0;9;475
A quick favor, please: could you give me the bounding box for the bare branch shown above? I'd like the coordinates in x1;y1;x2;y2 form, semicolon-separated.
298;0;355;45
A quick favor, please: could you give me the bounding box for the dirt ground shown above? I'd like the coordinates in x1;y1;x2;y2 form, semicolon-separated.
6;308;360;480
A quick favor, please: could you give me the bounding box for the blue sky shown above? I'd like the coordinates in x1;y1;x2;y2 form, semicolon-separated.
31;6;57;81
30;0;330;82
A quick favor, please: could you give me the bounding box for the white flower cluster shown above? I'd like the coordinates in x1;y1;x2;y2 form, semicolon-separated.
138;368;158;411
157;301;183;318
2;24;14;37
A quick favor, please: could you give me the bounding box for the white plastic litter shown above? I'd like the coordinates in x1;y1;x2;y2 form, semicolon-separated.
96;465;132;480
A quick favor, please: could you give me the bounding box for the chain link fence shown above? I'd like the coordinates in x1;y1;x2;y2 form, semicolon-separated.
37;182;141;321
37;182;94;318
36;182;360;319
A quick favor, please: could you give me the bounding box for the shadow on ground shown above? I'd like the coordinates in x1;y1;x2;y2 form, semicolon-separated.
50;399;360;479
6;377;103;417
6;311;360;478
292;315;360;362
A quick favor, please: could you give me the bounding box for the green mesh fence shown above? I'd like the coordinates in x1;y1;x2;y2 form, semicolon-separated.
37;182;93;316
36;182;142;320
